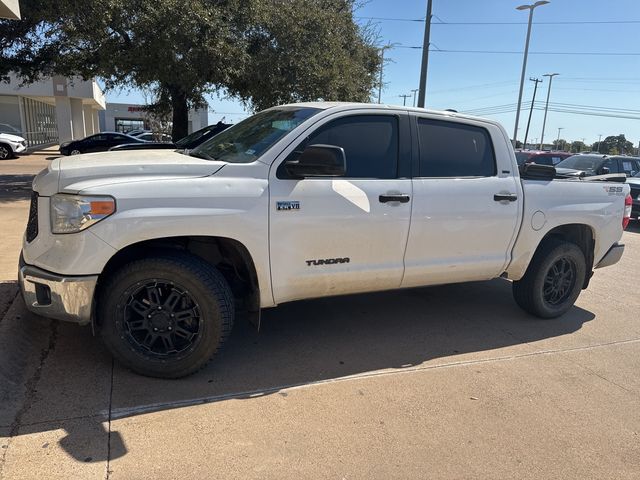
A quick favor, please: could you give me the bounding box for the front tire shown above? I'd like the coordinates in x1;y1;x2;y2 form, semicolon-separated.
513;239;586;319
0;144;12;160
98;253;234;378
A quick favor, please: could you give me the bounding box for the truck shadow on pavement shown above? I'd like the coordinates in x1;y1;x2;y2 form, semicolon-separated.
2;278;595;464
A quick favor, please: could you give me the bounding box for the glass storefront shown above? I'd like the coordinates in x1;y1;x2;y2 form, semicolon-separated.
115;118;146;133
21;97;58;147
0;95;23;136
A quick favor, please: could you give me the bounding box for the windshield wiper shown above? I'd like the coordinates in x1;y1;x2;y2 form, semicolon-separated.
188;150;215;160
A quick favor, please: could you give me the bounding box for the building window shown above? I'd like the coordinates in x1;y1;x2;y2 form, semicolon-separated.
115;118;146;133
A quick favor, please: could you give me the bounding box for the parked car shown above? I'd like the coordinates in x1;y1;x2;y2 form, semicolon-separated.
109;142;177;152
0;123;23;137
174;121;231;150
627;172;640;220
555;154;640;178
515;150;572;166
59;132;146;155
126;129;150;136
19;102;631;378
109;123;233;152
0;132;27;159
136;132;173;143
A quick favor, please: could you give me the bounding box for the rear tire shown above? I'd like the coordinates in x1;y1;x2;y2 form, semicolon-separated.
98;253;234;378
513;239;586;319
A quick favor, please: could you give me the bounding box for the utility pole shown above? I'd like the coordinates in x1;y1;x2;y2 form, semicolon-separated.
411;88;419;107
539;72;559;150
523;77;542;149
399;94;412;106
377;47;385;104
417;0;433;108
556;127;563;150
596;133;602;153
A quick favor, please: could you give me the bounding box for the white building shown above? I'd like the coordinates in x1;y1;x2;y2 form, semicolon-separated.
99;102;209;136
0;74;106;147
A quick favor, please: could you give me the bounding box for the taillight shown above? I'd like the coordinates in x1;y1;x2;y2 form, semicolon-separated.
623;194;632;229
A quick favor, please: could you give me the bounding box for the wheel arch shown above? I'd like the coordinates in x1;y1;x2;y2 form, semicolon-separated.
96;235;261;327
531;223;595;289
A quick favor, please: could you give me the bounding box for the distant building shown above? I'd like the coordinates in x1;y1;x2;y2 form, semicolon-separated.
0;74;106;147
0;0;20;19
99;102;209;135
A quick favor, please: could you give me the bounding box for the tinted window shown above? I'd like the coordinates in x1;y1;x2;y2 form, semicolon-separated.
300;115;398;178
417;119;496;177
619;159;639;176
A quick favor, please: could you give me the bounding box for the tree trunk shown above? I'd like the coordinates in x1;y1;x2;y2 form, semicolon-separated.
170;90;189;141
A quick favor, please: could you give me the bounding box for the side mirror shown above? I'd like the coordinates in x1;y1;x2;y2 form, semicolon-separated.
600;166;610;175
284;144;346;178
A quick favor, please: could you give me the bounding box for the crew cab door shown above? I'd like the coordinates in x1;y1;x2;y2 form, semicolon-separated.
269;111;412;304
402;116;522;287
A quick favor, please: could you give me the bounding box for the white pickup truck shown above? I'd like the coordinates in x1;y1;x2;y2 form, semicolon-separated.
19;103;632;377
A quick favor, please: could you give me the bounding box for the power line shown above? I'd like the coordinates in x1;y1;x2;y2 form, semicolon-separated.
355;16;640;25
394;47;640;56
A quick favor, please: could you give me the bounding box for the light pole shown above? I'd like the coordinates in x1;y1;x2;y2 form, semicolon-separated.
596;134;602;153
411;88;419;107
513;1;550;149
417;0;434;108
539;72;559;149
556;127;563;150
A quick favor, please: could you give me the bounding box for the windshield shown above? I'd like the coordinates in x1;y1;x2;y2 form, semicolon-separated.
191;107;321;163
556;155;604;173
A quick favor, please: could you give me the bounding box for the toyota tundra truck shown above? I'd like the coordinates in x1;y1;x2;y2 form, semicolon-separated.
19;103;632;377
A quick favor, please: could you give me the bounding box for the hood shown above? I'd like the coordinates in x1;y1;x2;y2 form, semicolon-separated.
33;150;225;195
0;132;25;143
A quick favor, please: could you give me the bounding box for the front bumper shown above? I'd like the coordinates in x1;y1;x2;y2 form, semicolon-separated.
19;258;97;325
595;243;625;269
14;143;27;154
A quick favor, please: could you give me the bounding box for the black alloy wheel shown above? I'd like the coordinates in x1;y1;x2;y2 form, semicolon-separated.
123;280;202;358
542;257;577;306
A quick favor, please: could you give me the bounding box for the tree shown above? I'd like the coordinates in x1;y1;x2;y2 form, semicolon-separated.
570;140;587;153
0;0;380;139
552;139;567;151
598;134;634;155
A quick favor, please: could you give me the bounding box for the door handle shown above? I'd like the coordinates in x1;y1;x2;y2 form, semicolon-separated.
379;194;410;203
493;193;518;202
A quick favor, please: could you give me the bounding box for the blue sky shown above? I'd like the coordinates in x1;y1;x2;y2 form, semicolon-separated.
108;0;640;146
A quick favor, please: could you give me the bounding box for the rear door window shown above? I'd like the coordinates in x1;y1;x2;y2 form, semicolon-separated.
417;119;496;177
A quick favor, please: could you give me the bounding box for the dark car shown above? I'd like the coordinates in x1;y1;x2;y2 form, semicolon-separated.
135;132;173;143
109;142;177;152
174;122;231;150
109;123;233;153
555;154;640;178
59;132;146;155
628;172;640;220
515;150;572;167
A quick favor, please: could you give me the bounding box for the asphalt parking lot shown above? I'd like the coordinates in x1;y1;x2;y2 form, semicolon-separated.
1;151;639;479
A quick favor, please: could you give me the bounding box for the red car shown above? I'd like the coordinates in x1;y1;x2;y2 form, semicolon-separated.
515;150;573;167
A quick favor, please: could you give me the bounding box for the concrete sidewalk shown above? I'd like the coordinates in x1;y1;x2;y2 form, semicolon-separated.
1;153;639;479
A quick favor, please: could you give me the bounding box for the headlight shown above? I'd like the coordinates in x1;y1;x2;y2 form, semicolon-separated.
50;194;116;234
